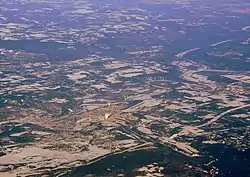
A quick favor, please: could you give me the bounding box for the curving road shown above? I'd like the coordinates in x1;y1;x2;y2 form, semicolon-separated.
198;104;250;128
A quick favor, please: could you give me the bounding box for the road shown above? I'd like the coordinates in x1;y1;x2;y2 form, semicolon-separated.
199;104;250;128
